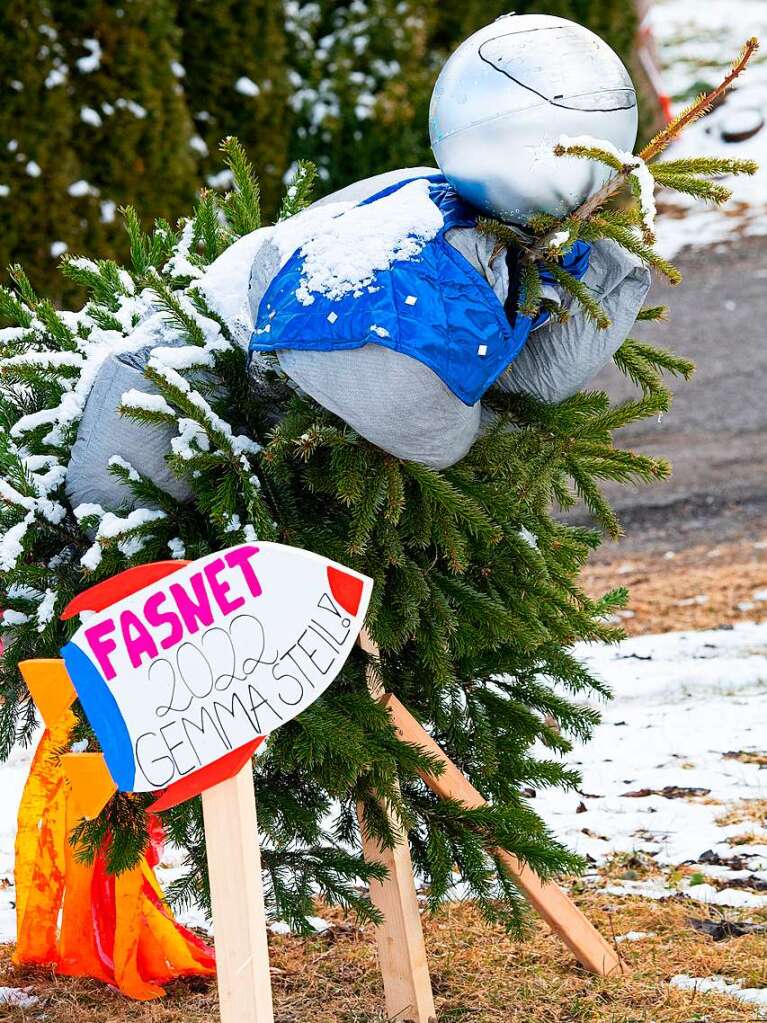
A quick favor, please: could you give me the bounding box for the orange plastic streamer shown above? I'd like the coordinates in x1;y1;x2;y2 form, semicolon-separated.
13;709;75;964
13;696;215;999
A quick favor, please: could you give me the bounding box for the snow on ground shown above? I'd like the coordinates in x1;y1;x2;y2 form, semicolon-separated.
536;621;767;902
651;0;767;256
0;740;36;944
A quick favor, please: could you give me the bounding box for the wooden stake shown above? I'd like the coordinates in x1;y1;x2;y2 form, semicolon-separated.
202;762;275;1023
358;631;437;1023
382;692;625;978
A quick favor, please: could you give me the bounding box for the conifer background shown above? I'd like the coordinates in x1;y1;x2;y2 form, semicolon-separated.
0;1;660;297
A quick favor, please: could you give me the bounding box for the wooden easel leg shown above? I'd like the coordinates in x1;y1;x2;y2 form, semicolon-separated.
358;805;437;1023
358;631;437;1023
202;763;275;1023
381;692;625;978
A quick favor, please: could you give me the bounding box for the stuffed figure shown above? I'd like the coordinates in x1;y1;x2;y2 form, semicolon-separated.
66;14;650;510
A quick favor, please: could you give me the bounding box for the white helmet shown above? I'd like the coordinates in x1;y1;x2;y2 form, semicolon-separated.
429;14;638;223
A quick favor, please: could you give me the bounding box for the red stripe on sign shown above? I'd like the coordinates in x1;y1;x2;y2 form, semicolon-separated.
147;737;266;812
61;561;191;619
327;566;364;616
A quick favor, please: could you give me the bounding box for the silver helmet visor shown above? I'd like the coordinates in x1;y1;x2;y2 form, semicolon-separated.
478;26;637;112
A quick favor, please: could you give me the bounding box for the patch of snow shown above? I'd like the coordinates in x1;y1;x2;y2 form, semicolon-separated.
235;76;261;97
671;973;767;1007
615;930;656;942
164;220;202;280
25;161;41;178
50;240;68;258
550;229;571;249
3;609;30;626
76;38;102;74
168;537;186;558
80;105;102;127
45;65;67;89
120;388;176;417
108;454;140;481
0;988;38;1009
194;227;274;344
189;135;209;157
288;179;443;305
650;0;767;257
171;418;210;460
115;97;147;119
100;199;116;223
269;920;292;935
68;179;96;197
207;168;234;190
35;589;57;631
558;135;656;237
534;622;767;886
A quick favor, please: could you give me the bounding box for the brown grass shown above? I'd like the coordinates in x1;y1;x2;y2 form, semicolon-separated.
3;890;767;1022
716;800;767;827
582;535;767;636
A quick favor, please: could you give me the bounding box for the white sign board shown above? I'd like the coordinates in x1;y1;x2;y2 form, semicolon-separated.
61;542;373;795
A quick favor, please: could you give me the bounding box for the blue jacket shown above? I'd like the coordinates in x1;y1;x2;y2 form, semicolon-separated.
250;174;590;406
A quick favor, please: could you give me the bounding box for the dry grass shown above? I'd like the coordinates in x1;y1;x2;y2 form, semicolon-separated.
716;799;767;828
581;535;767;636
3;890;767;1022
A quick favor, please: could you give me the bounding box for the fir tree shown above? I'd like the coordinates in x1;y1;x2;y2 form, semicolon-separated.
177;0;291;217
50;0;199;259
0;0;89;295
0;41;758;934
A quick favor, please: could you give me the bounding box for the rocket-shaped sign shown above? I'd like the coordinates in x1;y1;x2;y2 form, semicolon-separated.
21;543;372;817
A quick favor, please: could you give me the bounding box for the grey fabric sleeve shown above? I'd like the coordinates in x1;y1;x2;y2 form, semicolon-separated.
66;343;193;511
277;344;481;469
496;238;651;403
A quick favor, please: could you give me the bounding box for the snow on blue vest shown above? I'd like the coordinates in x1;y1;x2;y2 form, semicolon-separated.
249;174;590;406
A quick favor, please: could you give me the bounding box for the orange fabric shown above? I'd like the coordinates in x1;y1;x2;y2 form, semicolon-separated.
113;867;167;1000
13;710;74;965
57;802;113;982
13;683;216;1000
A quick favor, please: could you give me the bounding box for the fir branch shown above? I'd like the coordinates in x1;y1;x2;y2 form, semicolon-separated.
584;215;682;285
518;260;543;319
220;136;262;237
540;260;610;328
278;160;319;221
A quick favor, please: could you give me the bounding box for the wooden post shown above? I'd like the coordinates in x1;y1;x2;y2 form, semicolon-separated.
358;631;437;1023
382;693;625;978
202;762;275;1023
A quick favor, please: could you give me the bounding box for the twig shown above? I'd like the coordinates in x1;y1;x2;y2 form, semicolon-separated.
640;37;759;162
519;38;760;257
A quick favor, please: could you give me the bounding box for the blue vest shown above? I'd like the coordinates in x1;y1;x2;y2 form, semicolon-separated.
250;175;590;406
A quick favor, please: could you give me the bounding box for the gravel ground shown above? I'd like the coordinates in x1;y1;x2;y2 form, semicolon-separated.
576;235;767;557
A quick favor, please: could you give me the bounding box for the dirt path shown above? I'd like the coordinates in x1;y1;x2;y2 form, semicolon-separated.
579;235;767;556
